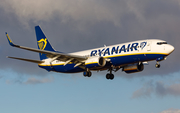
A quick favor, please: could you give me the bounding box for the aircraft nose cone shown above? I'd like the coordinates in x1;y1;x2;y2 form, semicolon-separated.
167;44;175;54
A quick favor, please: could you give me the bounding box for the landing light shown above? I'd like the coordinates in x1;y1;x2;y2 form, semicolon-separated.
156;57;166;61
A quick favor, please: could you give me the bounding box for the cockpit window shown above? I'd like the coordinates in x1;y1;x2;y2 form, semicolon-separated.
157;42;167;45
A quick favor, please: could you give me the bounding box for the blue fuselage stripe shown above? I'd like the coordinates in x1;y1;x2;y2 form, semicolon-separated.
39;53;167;73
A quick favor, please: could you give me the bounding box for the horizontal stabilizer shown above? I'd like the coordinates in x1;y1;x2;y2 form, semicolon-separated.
7;56;44;64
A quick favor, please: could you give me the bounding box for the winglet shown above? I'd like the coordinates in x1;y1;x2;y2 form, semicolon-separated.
5;32;18;47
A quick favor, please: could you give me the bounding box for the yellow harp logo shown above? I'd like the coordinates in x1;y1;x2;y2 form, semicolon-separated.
38;38;47;50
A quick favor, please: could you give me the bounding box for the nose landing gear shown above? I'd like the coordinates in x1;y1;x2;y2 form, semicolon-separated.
155;62;160;68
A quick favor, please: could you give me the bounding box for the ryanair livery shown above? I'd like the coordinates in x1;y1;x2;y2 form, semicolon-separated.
6;26;175;80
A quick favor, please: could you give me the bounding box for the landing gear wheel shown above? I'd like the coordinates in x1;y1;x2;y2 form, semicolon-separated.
87;71;92;77
106;73;114;80
106;74;110;79
110;74;114;80
155;63;160;68
83;71;92;77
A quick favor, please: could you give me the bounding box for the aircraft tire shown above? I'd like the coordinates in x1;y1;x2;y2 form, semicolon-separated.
106;73;110;79
106;73;114;80
83;71;92;77
110;74;114;80
155;63;160;68
87;71;92;77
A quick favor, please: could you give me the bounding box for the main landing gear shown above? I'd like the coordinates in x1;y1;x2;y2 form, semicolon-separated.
106;67;114;80
83;71;92;77
155;62;160;68
83;66;116;80
106;73;114;80
83;70;114;80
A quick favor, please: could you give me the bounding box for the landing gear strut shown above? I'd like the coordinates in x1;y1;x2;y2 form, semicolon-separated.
155;62;160;68
106;67;114;80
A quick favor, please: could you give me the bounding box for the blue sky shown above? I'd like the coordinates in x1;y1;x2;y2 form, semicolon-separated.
0;0;180;113
0;70;180;113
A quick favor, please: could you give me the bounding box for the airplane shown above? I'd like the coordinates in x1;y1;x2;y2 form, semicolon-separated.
6;26;175;80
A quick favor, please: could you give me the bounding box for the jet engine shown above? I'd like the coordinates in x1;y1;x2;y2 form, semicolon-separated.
85;56;106;67
123;63;144;74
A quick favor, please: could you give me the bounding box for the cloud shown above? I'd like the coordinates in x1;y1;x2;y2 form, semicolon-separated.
6;76;54;85
160;108;180;113
132;80;180;98
131;80;154;98
0;0;180;76
24;76;54;84
0;0;127;27
154;81;180;97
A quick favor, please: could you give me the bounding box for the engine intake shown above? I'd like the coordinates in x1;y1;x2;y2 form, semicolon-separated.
98;57;106;67
123;63;144;74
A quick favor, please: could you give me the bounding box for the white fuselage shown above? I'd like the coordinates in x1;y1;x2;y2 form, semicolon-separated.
39;39;174;73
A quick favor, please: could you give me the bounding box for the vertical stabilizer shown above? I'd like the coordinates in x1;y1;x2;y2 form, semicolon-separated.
35;26;55;60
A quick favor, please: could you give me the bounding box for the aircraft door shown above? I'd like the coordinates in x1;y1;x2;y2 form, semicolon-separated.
147;41;151;51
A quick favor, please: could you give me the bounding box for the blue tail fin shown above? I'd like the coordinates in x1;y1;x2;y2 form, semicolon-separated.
35;26;55;60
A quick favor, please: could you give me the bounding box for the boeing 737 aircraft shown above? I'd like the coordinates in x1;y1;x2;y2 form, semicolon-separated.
6;26;174;80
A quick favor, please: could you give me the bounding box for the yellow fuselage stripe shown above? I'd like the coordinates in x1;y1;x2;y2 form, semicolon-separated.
38;52;168;67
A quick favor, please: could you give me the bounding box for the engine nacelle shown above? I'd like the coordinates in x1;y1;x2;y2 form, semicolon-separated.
85;56;106;67
123;63;144;74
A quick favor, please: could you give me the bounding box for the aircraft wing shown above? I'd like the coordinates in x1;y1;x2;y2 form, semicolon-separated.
6;33;88;65
7;56;44;64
